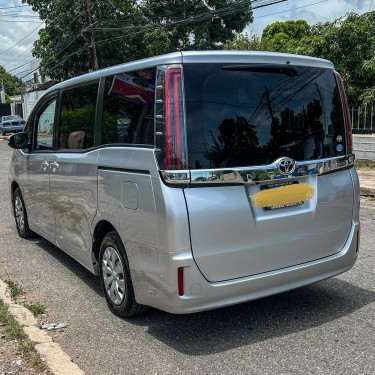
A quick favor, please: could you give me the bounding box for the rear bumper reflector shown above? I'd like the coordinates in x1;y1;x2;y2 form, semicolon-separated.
178;267;184;296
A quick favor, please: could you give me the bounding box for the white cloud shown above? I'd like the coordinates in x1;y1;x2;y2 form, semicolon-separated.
0;0;43;80
247;0;374;36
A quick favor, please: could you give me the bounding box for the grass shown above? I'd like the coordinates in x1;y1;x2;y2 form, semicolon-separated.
1;299;50;373
17;340;35;357
4;280;25;300
355;161;375;169
4;280;46;316
23;302;45;316
0;299;26;340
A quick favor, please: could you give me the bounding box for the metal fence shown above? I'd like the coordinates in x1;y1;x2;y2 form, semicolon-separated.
350;106;375;134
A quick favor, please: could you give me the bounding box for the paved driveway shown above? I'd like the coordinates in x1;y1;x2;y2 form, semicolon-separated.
0;140;374;375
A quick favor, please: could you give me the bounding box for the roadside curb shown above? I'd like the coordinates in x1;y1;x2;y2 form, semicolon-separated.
0;279;85;375
360;187;375;197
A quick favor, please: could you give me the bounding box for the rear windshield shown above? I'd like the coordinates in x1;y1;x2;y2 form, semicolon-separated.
183;64;346;169
2;115;21;121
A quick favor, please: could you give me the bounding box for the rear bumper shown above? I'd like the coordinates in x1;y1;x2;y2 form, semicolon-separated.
1;126;24;134
129;219;360;314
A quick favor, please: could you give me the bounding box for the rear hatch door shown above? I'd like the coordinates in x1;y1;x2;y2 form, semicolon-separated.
183;62;354;282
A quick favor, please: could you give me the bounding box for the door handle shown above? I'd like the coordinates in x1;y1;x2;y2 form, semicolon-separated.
41;160;49;172
50;160;59;173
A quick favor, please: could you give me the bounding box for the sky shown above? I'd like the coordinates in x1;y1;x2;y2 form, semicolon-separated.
0;0;374;82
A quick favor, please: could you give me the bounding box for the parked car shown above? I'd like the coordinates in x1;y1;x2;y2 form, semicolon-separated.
0;115;26;135
8;51;360;317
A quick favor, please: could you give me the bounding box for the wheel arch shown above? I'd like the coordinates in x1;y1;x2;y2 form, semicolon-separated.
91;220;117;275
10;181;20;204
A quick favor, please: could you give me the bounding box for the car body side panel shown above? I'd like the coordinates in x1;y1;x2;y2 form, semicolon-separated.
49;150;99;266
10;150;56;243
96;147;159;251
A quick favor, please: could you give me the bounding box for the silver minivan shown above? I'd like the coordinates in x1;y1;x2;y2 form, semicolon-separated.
8;51;360;317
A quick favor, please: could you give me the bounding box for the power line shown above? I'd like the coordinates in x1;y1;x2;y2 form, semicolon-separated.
253;0;328;19
0;5;31;9
0;22;43;55
0;19;42;23
6;0;289;81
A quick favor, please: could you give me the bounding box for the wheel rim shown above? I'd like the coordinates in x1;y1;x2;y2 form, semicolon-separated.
14;196;25;232
102;246;125;305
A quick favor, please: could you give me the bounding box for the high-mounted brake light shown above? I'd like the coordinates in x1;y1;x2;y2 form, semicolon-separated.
155;65;187;172
335;72;353;154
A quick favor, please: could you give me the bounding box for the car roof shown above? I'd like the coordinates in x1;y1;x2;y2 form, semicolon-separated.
43;50;334;98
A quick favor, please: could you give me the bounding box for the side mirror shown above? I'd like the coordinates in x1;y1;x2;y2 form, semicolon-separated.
8;132;29;150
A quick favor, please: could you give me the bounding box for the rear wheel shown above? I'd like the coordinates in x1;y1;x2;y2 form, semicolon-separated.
13;187;34;239
2;131;5;136
99;231;149;317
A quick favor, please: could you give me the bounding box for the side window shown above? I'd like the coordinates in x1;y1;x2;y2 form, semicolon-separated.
102;69;155;146
36;99;56;150
59;83;98;150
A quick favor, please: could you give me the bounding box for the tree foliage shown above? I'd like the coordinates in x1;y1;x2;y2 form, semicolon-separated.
24;0;253;80
225;12;375;106
0;66;23;96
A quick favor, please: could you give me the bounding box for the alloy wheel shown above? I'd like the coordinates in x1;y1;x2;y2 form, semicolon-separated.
14;196;25;232
102;246;126;305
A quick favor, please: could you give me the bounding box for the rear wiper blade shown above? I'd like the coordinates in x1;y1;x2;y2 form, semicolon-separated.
222;64;298;77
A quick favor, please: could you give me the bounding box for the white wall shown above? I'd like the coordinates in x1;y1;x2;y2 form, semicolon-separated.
22;90;45;121
353;135;375;161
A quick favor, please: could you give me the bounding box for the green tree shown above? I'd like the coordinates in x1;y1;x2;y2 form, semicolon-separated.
261;20;310;52
24;0;253;80
0;66;23;96
225;12;375;106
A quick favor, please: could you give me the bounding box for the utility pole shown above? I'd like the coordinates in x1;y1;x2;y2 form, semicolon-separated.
81;0;99;71
1;82;5;104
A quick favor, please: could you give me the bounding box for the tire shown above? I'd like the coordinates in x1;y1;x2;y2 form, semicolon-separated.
13;187;34;239
2;132;5;136
99;231;149;317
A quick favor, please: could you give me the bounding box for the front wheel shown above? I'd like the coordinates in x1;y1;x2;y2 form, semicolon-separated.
99;231;149;317
13;187;34;238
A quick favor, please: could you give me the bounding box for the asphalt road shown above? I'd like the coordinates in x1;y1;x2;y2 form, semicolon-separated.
0;139;374;375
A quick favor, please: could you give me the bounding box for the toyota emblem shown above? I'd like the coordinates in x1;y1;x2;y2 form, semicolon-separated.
278;157;296;175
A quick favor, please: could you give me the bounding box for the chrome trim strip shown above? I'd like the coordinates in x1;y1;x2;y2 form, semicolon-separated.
160;154;355;186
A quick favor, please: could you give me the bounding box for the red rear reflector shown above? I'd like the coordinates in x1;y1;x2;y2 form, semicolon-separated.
356;231;359;253
178;267;184;296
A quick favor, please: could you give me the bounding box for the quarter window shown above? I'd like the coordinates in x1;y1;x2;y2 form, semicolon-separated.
59;83;98;150
101;69;155;146
36;99;56;150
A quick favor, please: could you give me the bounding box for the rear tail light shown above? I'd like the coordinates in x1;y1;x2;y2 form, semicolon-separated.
335;72;353;154
20;121;26;124
155;65;188;171
3;122;10;126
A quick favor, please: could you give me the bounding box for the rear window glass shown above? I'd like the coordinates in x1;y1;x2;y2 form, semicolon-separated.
59;83;98;150
101;69;155;146
183;64;346;169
